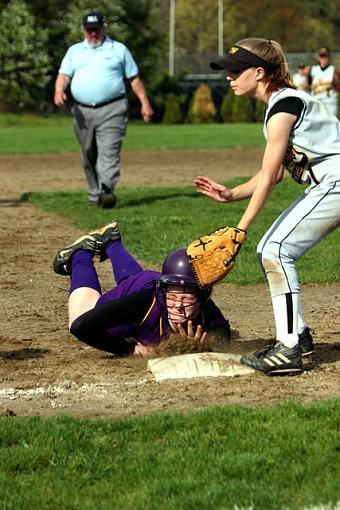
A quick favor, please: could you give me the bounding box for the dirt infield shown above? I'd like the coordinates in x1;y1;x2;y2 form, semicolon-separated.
0;150;339;418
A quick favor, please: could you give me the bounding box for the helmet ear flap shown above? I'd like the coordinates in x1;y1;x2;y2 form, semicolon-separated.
198;287;212;304
156;279;166;295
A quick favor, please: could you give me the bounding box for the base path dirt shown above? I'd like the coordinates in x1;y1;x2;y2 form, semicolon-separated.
0;150;339;418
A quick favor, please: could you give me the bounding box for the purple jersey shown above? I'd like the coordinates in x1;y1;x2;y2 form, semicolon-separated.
96;270;228;345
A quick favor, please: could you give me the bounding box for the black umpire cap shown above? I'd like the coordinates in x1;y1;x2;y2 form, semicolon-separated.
210;45;277;75
83;11;105;29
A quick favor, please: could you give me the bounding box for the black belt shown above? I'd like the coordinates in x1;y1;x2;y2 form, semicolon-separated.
75;95;125;108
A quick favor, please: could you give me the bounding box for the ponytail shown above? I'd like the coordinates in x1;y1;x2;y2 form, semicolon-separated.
236;38;296;96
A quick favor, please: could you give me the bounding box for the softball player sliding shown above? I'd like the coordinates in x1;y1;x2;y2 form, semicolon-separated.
53;222;230;356
195;38;340;376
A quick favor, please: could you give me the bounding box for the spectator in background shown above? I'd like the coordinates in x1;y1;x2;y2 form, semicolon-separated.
292;62;310;91
309;47;340;117
54;10;153;208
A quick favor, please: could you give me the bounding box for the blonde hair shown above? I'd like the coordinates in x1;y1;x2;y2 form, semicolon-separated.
236;38;296;96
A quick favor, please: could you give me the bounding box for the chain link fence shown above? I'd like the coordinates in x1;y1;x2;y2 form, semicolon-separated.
174;52;340;122
174;51;340;78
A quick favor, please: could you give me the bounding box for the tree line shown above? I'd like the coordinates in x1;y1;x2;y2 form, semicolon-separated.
1;0;340;115
0;0;164;112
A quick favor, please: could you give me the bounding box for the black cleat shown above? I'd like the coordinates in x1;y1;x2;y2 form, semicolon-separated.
253;328;315;360
241;341;303;376
298;328;314;357
53;234;97;276
89;221;121;262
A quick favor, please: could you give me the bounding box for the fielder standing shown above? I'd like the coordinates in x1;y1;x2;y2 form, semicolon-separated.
195;38;340;375
292;63;309;91
54;10;153;208
309;47;339;117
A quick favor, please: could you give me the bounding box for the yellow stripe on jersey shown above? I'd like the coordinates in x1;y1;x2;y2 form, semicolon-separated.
138;295;156;325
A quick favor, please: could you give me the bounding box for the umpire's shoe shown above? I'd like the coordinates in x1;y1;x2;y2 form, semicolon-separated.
241;342;303;376
53;235;97;276
89;221;121;262
98;185;117;209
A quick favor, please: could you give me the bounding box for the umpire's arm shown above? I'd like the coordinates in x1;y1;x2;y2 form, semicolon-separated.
54;73;71;106
129;76;154;122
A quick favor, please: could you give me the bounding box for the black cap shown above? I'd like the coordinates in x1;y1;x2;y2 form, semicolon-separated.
83;11;105;30
210;45;276;75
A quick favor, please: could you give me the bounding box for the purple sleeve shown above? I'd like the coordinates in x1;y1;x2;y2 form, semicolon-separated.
95;270;162;342
97;270;160;305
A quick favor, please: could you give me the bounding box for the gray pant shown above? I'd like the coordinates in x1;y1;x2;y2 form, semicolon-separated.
72;98;129;203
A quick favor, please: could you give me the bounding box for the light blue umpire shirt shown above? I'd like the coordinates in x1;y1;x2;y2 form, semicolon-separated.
59;36;139;105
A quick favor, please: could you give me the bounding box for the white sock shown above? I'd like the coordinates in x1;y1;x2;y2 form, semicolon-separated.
272;293;300;348
297;297;307;335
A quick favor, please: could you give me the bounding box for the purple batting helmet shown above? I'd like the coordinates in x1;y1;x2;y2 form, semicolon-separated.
157;247;212;301
159;247;197;287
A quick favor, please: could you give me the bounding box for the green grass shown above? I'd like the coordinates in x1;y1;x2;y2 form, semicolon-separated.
0;113;265;153
4;118;340;509
0;400;339;510
25;176;340;285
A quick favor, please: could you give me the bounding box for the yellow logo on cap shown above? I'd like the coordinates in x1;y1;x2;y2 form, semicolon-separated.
228;47;239;54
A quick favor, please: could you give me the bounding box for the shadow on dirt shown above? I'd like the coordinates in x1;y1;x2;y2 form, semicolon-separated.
0;348;50;360
229;331;272;355
0;198;22;207
315;342;340;364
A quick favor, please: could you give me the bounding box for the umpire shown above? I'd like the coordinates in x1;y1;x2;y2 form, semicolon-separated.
54;10;153;208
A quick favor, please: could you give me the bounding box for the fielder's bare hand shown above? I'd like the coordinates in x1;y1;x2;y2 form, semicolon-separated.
194;175;233;202
175;321;207;343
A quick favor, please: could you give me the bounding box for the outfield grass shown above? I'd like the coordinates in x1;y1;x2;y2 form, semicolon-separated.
0;400;339;510
0;113;265;153
25;176;340;285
